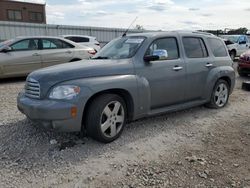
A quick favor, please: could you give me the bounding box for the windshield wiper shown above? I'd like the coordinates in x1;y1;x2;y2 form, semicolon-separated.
91;56;109;59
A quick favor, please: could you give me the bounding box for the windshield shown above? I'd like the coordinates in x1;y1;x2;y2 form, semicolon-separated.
221;35;239;43
0;39;14;49
92;36;145;59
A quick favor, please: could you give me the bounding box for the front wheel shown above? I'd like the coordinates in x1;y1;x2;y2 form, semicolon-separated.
206;80;229;109
85;94;127;143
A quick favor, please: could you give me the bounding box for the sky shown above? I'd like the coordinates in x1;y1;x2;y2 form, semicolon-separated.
17;0;250;31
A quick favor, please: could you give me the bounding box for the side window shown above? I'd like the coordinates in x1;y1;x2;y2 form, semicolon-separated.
65;37;89;43
183;37;208;58
239;36;245;43
11;39;38;51
61;40;74;48
42;39;58;49
42;39;74;49
145;37;179;60
207;38;228;57
77;37;89;43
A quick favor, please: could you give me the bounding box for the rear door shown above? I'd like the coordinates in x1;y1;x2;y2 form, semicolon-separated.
182;36;213;101
1;38;41;77
40;38;74;68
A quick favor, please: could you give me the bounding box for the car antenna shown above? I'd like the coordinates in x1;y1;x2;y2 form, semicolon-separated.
122;17;138;37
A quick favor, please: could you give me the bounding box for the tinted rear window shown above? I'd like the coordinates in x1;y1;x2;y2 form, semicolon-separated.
66;37;89;43
208;38;228;57
183;37;208;58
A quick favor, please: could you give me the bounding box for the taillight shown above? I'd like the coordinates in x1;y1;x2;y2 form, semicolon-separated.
88;49;96;55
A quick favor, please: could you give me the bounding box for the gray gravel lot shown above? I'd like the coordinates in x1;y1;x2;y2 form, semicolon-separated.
0;69;249;188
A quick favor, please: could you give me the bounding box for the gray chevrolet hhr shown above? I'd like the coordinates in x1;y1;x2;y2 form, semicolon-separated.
17;31;235;143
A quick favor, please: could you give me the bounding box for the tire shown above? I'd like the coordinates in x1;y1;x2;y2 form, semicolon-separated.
206;79;230;109
229;50;236;61
237;68;247;77
70;58;81;62
238;71;247;77
242;81;250;91
85;94;127;143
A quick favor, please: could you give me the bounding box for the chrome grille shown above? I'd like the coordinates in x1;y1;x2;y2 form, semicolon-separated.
25;78;40;99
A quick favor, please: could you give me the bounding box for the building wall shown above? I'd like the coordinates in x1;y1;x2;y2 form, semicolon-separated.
0;21;147;45
0;0;46;24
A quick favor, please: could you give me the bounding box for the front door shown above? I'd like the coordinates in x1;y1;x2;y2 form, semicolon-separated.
137;37;186;109
1;39;41;77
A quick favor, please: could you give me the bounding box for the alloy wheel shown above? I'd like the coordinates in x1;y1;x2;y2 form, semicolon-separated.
100;101;125;138
214;83;229;107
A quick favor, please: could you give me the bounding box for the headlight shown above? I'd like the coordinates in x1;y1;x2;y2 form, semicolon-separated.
49;85;80;100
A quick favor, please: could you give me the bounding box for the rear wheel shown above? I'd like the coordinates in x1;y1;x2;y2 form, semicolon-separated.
237;68;247;77
85;94;127;143
242;81;250;91
206;80;229;109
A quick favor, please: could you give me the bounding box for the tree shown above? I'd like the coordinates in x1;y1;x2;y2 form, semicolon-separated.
227;27;248;35
135;24;144;30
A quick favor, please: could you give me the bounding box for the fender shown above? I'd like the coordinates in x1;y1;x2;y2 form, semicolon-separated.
204;66;235;101
67;74;141;120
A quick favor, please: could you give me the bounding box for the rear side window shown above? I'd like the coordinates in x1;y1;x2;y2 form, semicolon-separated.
42;39;74;49
208;38;228;57
145;37;179;60
183;37;208;58
65;37;89;43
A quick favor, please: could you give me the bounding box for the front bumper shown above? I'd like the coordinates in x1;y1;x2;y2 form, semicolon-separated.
17;92;83;132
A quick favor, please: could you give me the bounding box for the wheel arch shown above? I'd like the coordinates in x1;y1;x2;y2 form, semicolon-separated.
205;66;235;100
230;49;236;54
219;76;232;90
81;88;135;130
70;58;82;62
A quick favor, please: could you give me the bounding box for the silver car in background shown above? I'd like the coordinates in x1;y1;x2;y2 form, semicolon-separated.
0;36;96;78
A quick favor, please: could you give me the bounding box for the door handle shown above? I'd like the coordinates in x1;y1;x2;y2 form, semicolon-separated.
173;66;183;71
32;53;40;56
205;63;213;68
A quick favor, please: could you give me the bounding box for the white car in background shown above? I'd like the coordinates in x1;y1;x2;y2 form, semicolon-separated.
221;35;250;60
0;36;96;78
62;35;101;52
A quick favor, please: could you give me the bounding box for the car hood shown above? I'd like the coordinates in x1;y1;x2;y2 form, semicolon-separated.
27;59;134;97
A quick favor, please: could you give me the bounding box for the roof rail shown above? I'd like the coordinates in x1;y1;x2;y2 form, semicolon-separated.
192;31;214;36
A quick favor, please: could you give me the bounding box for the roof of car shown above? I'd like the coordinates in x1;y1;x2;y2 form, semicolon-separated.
16;36;65;39
127;31;215;37
61;35;96;39
13;36;92;49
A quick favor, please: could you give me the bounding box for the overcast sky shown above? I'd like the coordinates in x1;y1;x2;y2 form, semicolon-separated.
18;0;250;31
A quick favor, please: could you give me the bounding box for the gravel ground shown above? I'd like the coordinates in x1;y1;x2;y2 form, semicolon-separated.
0;67;249;188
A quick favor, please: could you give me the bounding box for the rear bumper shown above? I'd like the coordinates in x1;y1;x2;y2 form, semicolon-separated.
17;92;82;132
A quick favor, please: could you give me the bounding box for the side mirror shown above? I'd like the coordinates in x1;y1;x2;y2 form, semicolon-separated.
153;49;168;60
144;55;159;62
0;46;12;53
239;41;247;45
144;49;168;62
